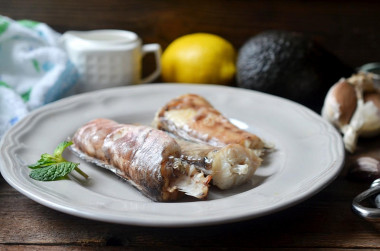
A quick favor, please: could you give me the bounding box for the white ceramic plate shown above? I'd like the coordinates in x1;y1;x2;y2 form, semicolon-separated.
0;84;344;227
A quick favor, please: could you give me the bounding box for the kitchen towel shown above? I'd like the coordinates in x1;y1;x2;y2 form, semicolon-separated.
0;15;78;138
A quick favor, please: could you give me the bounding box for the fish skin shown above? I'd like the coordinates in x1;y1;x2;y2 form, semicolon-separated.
153;93;265;150
71;118;210;202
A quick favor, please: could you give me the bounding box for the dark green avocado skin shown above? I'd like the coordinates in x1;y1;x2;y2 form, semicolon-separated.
236;30;353;111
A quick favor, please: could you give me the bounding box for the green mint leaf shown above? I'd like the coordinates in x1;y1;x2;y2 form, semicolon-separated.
29;162;79;181
28;141;88;181
53;141;72;160
28;153;57;169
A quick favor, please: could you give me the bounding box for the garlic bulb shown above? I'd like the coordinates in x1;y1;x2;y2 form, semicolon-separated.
322;72;380;153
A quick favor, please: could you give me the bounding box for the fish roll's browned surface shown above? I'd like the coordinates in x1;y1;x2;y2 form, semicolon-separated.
71;118;210;202
152;94;266;151
72;118;124;162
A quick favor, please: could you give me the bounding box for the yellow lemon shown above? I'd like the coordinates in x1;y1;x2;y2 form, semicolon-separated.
161;33;236;85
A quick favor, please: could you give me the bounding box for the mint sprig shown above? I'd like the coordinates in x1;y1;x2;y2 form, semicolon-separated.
28;141;88;181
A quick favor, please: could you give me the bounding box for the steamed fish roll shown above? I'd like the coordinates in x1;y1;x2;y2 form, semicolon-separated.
153;93;267;152
71;118;210;202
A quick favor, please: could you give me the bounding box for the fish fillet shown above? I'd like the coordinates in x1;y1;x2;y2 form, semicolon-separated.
71;118;211;202
174;136;262;189
152;93;266;152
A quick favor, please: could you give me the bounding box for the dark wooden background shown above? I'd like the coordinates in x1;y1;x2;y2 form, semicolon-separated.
1;0;380;249
2;0;380;68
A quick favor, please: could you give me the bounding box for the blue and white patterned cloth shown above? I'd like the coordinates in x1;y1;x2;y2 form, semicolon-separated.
0;16;78;138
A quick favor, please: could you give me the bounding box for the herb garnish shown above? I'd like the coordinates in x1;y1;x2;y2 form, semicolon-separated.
28;141;88;181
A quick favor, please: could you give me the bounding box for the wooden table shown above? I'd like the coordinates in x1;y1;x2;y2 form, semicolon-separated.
1;0;380;249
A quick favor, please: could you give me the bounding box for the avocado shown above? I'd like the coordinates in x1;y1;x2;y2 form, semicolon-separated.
236;30;353;111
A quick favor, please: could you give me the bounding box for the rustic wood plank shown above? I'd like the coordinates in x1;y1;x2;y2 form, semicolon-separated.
0;0;380;68
1;173;379;248
0;246;124;251
0;247;372;251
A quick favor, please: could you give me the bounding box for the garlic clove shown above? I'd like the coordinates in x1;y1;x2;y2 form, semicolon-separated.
343;97;380;152
322;72;380;153
322;79;357;128
348;156;380;182
348;72;379;93
360;92;380;137
364;92;380;111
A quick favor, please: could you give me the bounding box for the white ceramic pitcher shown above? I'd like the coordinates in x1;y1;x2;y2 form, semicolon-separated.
61;30;161;93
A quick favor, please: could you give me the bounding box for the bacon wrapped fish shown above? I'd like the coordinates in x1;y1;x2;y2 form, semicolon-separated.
152;94;267;154
70;118;211;202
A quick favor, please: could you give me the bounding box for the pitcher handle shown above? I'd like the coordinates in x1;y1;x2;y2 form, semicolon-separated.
141;43;161;84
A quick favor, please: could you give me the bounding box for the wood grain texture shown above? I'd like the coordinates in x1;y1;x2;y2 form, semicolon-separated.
1;173;380;248
1;0;380;68
1;0;380;248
